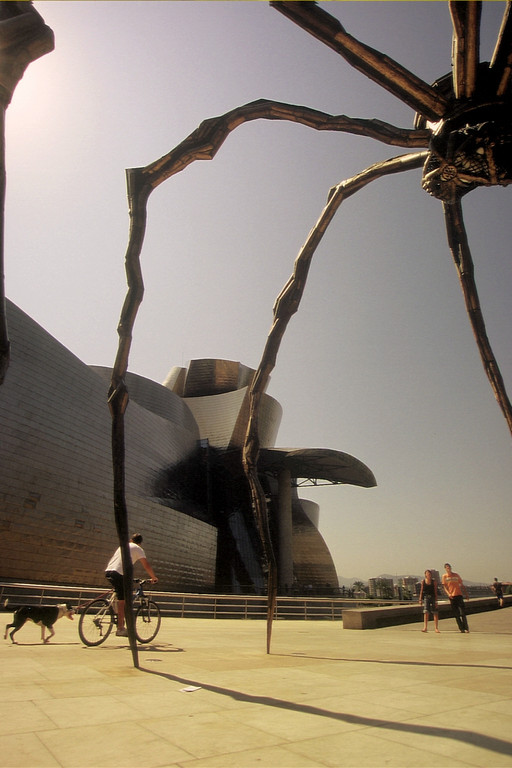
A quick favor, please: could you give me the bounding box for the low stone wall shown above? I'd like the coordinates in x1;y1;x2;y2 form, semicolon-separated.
342;596;509;629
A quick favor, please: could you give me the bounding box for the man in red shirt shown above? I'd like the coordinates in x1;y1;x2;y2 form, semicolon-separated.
442;563;469;633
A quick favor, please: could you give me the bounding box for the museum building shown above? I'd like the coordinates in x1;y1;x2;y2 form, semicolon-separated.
0;300;376;594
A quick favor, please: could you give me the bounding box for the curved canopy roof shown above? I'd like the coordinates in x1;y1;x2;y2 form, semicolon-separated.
259;447;376;488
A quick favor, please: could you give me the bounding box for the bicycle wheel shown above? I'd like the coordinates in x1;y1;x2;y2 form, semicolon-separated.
135;600;161;643
79;599;115;646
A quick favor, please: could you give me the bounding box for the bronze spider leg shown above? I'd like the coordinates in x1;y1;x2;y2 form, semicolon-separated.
254;0;512;648
110;99;428;395
441;5;512;429
270;2;449;121
109;1;511;657
0;2;54;385
444;200;512;434
445;0;512;433
490;1;512;97
245;150;427;652
109;99;428;661
449;0;481;99
273;1;512;441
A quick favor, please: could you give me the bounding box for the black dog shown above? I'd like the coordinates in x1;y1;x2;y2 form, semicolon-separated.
4;602;74;643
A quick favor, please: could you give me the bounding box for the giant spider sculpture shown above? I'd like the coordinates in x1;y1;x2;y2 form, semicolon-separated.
1;1;511;661
107;0;512;654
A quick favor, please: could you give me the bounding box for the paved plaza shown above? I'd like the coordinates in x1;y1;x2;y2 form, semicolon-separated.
1;607;512;767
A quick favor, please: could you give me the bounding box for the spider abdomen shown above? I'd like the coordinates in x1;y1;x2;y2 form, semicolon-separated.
422;116;512;202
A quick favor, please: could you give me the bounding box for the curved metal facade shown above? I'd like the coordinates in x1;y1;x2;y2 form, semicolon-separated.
0;301;216;591
0;300;376;594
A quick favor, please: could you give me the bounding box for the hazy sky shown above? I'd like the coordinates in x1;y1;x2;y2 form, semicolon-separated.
5;1;511;584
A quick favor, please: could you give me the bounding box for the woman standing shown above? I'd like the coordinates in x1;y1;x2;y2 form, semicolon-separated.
419;570;440;633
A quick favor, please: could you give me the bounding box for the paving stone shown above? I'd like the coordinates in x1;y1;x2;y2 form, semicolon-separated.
1;610;511;767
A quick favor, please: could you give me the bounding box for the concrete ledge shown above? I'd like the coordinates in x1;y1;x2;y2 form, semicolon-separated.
342;596;510;629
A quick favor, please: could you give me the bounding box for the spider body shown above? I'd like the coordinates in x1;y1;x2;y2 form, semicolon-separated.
423;109;512;202
416;68;512;202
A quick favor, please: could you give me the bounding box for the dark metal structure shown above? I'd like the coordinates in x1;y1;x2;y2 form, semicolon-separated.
2;2;511;661
109;0;512;656
0;2;53;384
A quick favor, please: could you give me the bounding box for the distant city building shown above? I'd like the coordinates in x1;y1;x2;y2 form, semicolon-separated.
396;575;418;599
368;577;394;598
0;300;376;595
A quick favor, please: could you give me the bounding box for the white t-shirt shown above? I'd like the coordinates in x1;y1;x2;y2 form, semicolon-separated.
106;542;145;574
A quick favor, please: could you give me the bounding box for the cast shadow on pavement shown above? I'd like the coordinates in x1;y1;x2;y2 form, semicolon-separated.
278;652;512;671
139;664;512;758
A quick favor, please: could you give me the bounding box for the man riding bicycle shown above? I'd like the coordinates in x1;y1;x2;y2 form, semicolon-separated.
105;533;158;636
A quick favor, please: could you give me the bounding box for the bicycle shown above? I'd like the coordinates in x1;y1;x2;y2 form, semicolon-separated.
78;578;161;646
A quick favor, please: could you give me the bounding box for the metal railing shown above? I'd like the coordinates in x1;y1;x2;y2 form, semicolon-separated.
0;581;390;621
2;581;501;623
